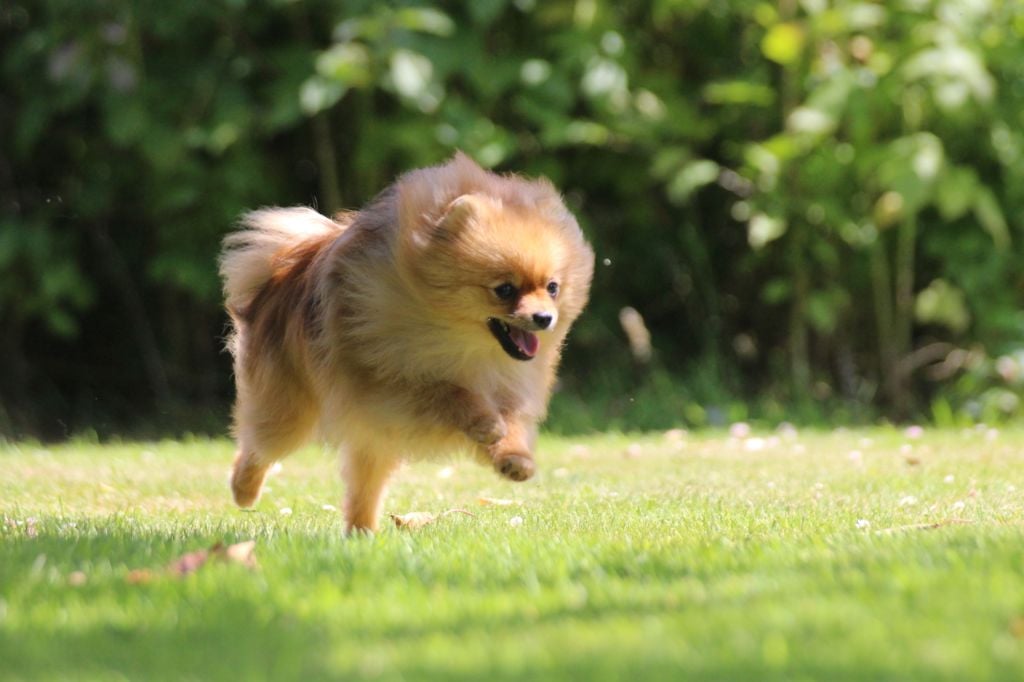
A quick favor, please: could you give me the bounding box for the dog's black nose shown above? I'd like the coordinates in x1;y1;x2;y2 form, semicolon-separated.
533;313;553;329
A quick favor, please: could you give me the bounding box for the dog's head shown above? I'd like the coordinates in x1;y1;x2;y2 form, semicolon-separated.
396;155;594;361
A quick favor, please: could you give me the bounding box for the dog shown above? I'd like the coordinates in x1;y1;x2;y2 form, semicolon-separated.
220;152;594;531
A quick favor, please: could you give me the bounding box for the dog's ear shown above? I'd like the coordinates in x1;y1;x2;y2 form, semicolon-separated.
404;193;488;251
433;194;486;240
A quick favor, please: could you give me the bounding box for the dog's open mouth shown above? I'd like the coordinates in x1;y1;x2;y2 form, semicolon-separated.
487;318;538;361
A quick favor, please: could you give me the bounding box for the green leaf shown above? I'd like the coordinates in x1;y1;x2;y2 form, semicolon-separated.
761;23;805;65
316;43;370;87
748;213;787;250
299;76;347;115
394;8;455;36
807;291;840;334
877;133;945;212
667;160;720;204
973;188;1010;248
702;80;775;107
915;278;970;334
935;166;979;221
761;278;791;304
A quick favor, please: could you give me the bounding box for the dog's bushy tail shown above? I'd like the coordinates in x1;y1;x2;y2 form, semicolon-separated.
220;208;345;314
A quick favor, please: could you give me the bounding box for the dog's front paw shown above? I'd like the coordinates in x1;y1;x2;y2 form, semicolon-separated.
466;413;507;445
494;453;535;482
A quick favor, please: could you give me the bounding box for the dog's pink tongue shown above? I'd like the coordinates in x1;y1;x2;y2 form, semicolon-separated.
509;327;539;358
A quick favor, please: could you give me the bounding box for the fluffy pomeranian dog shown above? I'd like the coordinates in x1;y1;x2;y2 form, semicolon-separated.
220;153;594;532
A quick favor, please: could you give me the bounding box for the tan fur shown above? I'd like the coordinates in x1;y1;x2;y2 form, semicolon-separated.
220;153;594;532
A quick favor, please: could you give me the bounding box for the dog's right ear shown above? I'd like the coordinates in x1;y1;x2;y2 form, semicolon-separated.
434;194;485;238
403;193;487;252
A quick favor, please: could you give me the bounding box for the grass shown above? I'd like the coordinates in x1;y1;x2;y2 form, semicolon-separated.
1;427;1023;681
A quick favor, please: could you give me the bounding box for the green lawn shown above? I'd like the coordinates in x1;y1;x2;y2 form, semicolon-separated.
2;428;1023;680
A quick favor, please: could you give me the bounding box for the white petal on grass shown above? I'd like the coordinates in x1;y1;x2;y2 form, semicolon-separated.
730;422;751;439
321;504;337;512
569;445;591;458
664;428;687;443
898;495;918;507
744;437;767;452
279;507;293;516
856;519;871;529
776;422;798;439
905;425;924;439
509;516;524;528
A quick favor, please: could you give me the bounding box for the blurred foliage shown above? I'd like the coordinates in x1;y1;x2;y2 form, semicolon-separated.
2;0;1024;438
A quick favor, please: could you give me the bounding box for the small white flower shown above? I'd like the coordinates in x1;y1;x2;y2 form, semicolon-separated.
944;475;955;484
664;428;687;443
436;466;455;479
905;425;924;439
321;504;337;512
898;495;918;507
776;422;798;439
950;500;966;512
856;519;871;529
279;507;293;516
509;516;524;528
744;437;767;452
730;422;751;439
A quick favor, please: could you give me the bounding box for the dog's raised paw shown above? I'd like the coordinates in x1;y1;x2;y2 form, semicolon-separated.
495;454;535;482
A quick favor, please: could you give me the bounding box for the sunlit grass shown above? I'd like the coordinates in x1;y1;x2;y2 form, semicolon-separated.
2;428;1023;680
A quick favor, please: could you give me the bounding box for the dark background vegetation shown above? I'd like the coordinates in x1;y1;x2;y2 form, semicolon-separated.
2;0;1023;439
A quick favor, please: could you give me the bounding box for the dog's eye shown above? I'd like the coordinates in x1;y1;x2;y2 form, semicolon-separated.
546;281;559;297
494;283;517;301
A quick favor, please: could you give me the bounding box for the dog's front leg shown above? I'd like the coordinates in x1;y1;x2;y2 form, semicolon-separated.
413;382;507;445
486;414;537;482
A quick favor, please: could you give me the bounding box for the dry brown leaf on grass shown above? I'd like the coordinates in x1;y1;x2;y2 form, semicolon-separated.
169;540;258;575
874;519;972;535
390;509;475;529
169;547;212;576
128;540;258;583
477;496;519;507
217;539;258;568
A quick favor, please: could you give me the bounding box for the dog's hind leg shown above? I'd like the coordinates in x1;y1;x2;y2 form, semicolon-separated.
231;380;318;508
341;446;401;533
